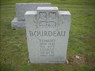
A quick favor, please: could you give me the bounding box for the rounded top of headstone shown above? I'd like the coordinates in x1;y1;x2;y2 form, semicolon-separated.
37;7;58;11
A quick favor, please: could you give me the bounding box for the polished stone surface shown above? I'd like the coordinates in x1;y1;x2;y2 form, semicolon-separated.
25;7;71;63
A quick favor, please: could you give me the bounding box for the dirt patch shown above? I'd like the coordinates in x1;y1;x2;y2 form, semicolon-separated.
85;56;95;68
67;54;86;66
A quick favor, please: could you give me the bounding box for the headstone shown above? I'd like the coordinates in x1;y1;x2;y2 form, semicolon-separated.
11;3;51;29
11;18;25;28
25;7;71;63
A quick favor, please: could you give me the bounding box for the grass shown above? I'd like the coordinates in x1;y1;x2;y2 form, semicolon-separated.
0;0;95;71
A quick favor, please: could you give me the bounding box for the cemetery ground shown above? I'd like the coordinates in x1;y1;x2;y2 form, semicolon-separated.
0;0;95;71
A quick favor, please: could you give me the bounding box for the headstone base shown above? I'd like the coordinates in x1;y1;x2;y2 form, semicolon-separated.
11;17;25;29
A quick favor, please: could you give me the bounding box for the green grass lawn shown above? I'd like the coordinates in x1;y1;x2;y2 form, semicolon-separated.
0;0;95;71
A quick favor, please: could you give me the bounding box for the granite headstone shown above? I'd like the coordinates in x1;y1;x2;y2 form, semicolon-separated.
11;3;51;29
25;7;71;63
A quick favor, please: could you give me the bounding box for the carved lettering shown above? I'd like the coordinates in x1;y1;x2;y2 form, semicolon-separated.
29;31;65;37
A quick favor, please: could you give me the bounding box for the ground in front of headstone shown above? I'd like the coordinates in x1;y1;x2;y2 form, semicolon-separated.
33;54;92;69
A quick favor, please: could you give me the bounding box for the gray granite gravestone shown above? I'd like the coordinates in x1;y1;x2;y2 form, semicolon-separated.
11;3;51;29
25;7;71;63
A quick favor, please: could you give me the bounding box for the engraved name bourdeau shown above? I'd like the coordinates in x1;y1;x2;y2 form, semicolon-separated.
29;31;65;37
